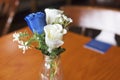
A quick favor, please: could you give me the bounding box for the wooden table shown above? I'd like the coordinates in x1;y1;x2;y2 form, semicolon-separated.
0;27;120;80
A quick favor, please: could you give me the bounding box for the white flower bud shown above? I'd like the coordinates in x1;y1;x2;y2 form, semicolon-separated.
45;8;63;24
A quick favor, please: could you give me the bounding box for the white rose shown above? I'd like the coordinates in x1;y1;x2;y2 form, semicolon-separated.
44;24;67;53
45;8;63;24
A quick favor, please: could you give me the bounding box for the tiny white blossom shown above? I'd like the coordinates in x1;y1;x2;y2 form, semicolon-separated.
62;15;73;23
13;32;20;42
18;41;30;53
36;37;39;40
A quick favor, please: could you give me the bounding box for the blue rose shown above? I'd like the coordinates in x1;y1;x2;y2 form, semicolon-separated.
24;12;46;34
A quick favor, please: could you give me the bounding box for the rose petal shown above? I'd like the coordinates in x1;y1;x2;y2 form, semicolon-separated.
24;12;46;34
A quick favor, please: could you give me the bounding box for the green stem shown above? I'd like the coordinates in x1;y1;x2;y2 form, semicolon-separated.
50;57;58;80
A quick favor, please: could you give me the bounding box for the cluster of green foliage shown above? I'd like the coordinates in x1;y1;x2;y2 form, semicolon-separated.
36;33;65;57
20;32;65;58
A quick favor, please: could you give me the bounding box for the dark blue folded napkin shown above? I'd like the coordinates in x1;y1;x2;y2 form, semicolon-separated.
84;39;112;54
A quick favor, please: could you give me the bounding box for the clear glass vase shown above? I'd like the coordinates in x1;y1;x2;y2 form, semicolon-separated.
40;55;62;80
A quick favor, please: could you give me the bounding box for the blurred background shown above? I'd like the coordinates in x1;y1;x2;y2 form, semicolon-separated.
0;0;120;45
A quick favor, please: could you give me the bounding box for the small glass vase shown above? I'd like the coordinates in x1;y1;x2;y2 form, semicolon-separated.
40;55;62;80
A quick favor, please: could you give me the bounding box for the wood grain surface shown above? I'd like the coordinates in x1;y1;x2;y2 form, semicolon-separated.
0;27;120;80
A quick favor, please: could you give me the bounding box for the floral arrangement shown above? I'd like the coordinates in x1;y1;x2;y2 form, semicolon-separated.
13;8;72;56
13;8;72;80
